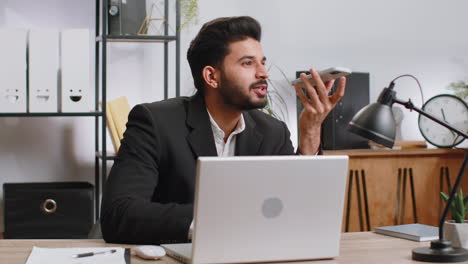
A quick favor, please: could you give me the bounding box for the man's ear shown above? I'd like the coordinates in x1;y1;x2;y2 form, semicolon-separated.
202;66;220;89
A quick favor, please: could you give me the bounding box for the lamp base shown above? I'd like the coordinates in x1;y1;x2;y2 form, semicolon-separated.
412;240;468;262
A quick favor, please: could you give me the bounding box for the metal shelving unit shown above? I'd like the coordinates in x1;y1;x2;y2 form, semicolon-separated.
0;0;180;226
95;0;180;219
0;20;105;224
96;35;177;42
0;112;102;117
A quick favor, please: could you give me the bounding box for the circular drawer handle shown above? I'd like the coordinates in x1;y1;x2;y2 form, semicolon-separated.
41;199;57;214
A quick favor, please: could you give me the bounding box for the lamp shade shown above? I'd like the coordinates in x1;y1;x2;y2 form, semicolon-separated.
348;102;396;148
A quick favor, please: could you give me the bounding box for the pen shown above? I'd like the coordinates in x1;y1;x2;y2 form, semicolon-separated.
72;249;117;258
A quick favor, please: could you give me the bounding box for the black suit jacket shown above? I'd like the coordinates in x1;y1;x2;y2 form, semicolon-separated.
101;92;294;244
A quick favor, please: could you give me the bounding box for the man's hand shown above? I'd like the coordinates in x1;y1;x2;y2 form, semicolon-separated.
294;68;346;155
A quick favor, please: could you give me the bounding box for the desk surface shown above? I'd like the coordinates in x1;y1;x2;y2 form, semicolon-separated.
0;232;456;264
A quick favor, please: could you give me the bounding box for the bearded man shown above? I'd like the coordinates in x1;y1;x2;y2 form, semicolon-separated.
101;16;346;245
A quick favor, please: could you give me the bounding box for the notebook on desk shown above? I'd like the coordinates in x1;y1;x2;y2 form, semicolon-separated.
25;247;130;264
374;223;439;242
162;155;349;264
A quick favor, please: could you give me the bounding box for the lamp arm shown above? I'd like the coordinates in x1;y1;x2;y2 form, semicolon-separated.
393;97;468;241
393;98;468;139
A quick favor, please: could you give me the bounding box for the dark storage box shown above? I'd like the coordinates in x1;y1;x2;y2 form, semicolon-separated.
3;182;94;239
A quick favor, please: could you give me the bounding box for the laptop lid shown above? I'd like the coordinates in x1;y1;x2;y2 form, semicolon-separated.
164;155;348;264
196;156;348;263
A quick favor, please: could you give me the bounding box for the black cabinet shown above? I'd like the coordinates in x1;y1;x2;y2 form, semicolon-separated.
3;182;94;238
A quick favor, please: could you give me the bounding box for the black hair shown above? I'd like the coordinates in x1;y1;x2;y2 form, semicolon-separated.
186;16;262;94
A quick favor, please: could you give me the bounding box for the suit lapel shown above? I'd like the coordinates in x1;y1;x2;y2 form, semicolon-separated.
186;92;218;157
235;111;263;156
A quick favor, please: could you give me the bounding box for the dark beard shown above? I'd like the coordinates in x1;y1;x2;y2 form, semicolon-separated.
218;72;268;111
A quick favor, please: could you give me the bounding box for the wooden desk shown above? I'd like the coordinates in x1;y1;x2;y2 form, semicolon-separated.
0;232;446;264
325;149;467;232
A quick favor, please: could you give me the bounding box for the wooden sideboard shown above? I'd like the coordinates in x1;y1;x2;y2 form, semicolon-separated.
325;148;467;232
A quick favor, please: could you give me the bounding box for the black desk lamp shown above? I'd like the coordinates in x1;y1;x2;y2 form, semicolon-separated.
347;75;468;262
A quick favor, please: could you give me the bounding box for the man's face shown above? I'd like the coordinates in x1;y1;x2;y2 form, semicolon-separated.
217;37;269;111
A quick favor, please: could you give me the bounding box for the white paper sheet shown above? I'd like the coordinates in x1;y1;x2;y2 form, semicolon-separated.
25;247;126;264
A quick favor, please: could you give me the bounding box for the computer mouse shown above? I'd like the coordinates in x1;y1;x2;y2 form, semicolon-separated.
134;245;166;260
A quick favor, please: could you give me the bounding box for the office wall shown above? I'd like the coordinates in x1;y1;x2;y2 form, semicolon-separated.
0;0;467;232
181;0;468;145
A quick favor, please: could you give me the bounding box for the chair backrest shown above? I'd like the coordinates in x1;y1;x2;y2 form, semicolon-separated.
105;96;131;152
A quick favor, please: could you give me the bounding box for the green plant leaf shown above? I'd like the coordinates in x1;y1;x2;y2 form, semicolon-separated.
442;189;468;222
179;0;199;30
453;210;464;223
451;208;458;219
439;189;468;222
460;189;466;220
440;191;449;201
457;189;464;211
460;201;466;221
449;194;458;221
447;81;468;100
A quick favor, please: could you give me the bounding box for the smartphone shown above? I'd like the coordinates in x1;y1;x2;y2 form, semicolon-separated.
291;67;352;86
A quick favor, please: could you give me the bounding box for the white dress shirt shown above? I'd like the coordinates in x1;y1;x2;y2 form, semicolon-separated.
207;109;246;157
188;109;246;239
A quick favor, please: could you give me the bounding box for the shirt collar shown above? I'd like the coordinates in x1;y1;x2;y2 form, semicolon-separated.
207;109;246;140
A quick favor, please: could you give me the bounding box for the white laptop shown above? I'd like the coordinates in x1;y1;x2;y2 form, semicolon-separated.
162;155;348;264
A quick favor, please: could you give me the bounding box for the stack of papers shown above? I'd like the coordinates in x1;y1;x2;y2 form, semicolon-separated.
26;247;128;264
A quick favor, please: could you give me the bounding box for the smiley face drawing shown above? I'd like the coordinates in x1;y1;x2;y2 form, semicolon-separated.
69;89;82;102
34;89;51;103
5;88;20;103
